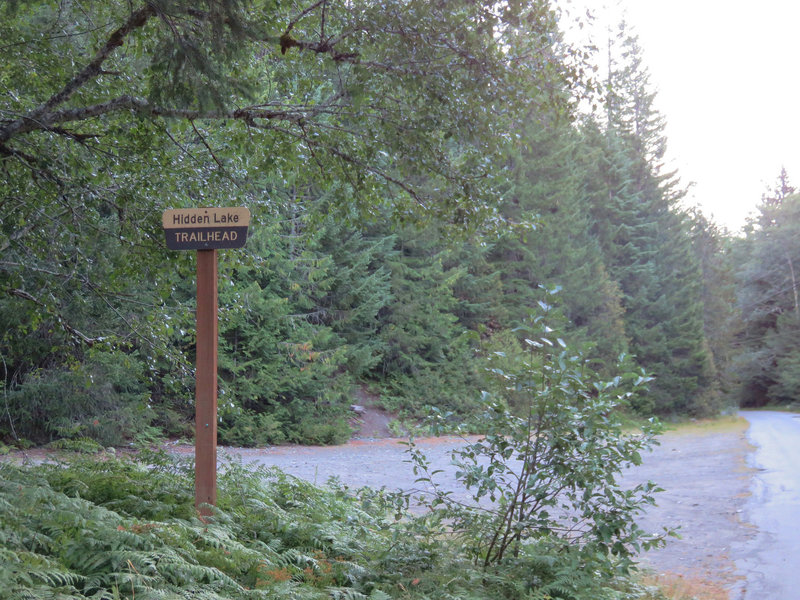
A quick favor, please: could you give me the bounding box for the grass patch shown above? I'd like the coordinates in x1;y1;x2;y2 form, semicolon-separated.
661;415;748;436
740;403;800;413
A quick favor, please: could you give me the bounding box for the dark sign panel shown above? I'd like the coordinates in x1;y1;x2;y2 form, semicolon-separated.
162;207;250;250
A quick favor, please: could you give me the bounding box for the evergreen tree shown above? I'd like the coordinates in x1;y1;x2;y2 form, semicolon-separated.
487;115;628;367
582;27;718;415
372;224;483;417
1;0;576;335
0;0;583;443
214;194;395;444
689;210;741;399
735;190;800;407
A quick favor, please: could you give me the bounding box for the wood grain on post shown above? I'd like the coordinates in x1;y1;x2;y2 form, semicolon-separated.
195;249;218;515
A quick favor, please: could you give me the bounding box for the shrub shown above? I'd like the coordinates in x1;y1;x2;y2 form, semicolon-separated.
291;415;352;445
218;408;287;447
1;349;154;446
0;450;672;599
406;315;667;577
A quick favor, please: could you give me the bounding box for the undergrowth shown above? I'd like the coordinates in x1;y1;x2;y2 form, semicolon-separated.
0;451;672;600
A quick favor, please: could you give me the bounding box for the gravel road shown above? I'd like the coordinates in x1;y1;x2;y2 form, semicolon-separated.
735;411;800;600
3;411;786;599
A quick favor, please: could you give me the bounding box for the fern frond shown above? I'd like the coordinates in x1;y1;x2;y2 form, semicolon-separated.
327;587;368;600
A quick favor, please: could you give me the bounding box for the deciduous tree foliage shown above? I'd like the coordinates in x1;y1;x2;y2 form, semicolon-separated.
1;0;576;437
1;0;569;331
1;2;731;444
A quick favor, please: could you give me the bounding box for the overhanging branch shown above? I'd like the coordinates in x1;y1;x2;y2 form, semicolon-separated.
0;4;156;144
0;94;344;142
6;288;104;346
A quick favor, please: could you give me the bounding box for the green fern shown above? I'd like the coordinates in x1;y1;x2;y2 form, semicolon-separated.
328;588;369;600
0;459;393;600
0;455;667;600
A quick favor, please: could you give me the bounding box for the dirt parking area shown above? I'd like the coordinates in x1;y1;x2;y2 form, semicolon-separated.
620;421;753;598
183;418;752;598
5;416;752;599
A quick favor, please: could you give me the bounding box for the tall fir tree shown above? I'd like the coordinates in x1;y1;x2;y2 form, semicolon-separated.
735;183;800;407
371;224;484;417
689;210;741;399
582;26;718;415
486;113;628;368
213;191;395;444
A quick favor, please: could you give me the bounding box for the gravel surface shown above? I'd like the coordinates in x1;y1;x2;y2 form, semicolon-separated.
735;411;800;600
619;425;752;595
167;421;753;598
4;418;751;599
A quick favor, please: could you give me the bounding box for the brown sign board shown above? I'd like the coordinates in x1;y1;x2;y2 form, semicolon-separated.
162;207;250;250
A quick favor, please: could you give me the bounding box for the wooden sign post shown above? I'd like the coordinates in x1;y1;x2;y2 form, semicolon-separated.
194;248;218;511
162;207;250;515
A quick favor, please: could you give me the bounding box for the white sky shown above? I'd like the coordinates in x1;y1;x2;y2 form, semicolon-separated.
560;1;800;232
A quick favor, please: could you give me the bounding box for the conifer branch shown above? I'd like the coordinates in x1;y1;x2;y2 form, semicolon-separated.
265;121;429;208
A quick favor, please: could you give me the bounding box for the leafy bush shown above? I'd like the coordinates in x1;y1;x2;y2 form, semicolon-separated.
406;315;667;578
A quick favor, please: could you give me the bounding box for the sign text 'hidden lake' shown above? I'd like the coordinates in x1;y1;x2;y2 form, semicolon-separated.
162;207;250;250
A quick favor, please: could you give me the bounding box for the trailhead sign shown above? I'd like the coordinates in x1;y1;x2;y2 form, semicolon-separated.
162;206;250;515
163;207;250;250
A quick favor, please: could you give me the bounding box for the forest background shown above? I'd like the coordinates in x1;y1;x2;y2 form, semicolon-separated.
1;0;797;450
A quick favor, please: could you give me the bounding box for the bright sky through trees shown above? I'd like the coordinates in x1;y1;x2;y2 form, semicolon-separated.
563;0;800;232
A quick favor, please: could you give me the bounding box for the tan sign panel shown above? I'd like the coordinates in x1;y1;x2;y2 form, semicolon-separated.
162;207;250;250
